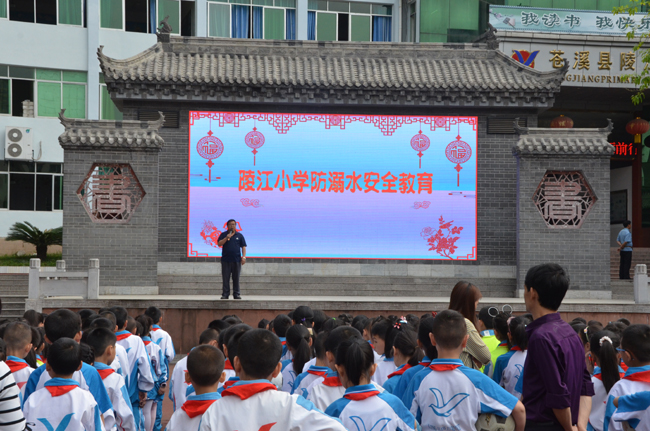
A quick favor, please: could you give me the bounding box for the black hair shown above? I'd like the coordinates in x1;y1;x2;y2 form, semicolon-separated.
48;338;81;375
4;322;32;352
126;316;137;333
258;319;270;329
99;311;117;328
80;342;95;365
478;307;495;330
237;329;282;379
324;326;362;357
81;314;100;332
287;311;294;320
226;218;236;225
337;314;353;325
286;325;311;374
623;220;631;227
590;330;621;393
418;317;437;360
322;318;345;333
0;339;6;362
37;327;48;360
272;315;292;338
509;316;532;350
405;314;420;329
144;307;162;324
90;318;116;332
110;307;128;330
524;263;570;311
23;310;44;327
580;321;604;346
84;328;117;358
188;345;225;387
312;310;328;333
208;319;231;333
293;306;315;328
617;318;631;327
351;315;370;335
224;324;252;365
314;331;328;360
493;311;512;343
371;316;401;358
77;309;95;323
604;322;627;337
135;315;153;338
24;327;42;368
335;337;374;386
393;327;424;366
570;321;587;339
622;324;650;362
44;309;82;342
431;310;467;350
198;328;220;345
223;315;243;325
571;317;587;325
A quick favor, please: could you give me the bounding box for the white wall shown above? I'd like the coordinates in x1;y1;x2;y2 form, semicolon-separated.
0;117;64;163
611;166;632;246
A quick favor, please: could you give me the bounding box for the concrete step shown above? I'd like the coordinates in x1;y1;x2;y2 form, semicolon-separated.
611;280;634;300
610;248;650;279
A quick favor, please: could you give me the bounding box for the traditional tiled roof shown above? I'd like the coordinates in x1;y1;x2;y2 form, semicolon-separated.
513;119;614;157
98;31;567;108
58;109;164;151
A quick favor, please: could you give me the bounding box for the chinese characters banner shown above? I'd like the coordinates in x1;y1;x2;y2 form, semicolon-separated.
489;5;647;35
187;112;478;260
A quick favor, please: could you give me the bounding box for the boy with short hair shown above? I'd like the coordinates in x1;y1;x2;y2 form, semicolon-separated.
604;324;650;431
144;307;174;431
110;306;154;430
23;309;114;425
93;315;130;383
216;324;251;395
23;338;104;431
4;322;34;398
86;327;136;431
198;329;347;431
403;310;526;431
166;345;225;431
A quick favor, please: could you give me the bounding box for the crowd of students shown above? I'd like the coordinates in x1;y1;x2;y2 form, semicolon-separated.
0;263;647;431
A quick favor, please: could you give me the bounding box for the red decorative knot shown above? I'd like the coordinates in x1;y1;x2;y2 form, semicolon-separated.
434;117;447;128
245;127;265;165
223;113;235;123
410;131;430;168
197;136;224;160
445;137;472;187
329;115;342;126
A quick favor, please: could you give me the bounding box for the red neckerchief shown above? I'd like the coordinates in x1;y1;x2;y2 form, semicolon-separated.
221;382;277;400
387;364;412;379
344;390;380;401
430;363;462;372
418;360;431;367
144;340;151;346
623;370;650;383
182;399;219;418
151;327;160;331
498;341;508;347
97;368;115;380
5;360;29;373
224;359;234;370
223;379;238;390
116;332;131;341
322;376;342;387
621;363;629;371
511;346;522;351
46;385;77;397
307;369;328;377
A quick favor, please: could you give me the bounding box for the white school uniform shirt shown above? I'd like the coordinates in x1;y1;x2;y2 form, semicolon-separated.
143;336;168;396
113;344;130;384
589;366;625;431
5;356;33;401
95;362;136;431
198;379;347;431
302;358;316;374
281;360;297;393
24;361;114;423
150;325;175;364
0;361;26;431
115;330;155;404
291;365;330;396
23;378;105;431
372;356;397;386
492;348;527;400
279;337;293;362
165;392;220;431
604;366;650;431
612;391;650;431
306;373;385;412
402;359;518;429
170;356;189;411
326;384;417;431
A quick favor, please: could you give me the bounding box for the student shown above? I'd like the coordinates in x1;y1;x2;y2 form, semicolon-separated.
0;356;25;431
216;324;251;395
477;307;500;352
326;337;417;431
604;325;650;431
370;316;399;385
292;306;315;331
395;316;436;402
31;327;46;368
198;329;347;431
383;327;423;395
23;309;114;425
291;332;332;397
23;338;104;431
484;311;511;378
85;328;136;431
170;328;218;411
90;316;129;383
136;315;167;431
111;307;154;430
492;315;531;400
588;330;622;431
3;322;34;400
610;391;650;430
281;325;312;393
144;308;174;431
166;346;225;431
403;310;525;431
272;315;293;361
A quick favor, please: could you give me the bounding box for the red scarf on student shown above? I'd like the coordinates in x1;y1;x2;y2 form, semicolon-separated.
387;365;412;379
182;399;219;418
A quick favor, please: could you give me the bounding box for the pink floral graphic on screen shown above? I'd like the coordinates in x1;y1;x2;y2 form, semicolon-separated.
241;198;261;208
421;216;463;259
200;220;222;248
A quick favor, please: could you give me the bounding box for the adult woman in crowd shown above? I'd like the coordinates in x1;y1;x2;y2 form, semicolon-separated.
448;281;491;369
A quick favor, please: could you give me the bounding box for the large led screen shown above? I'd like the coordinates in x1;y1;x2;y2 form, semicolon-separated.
188;112;477;260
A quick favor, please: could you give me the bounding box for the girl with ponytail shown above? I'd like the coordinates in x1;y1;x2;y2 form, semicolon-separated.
370;316;401;385
383;327;423;394
588;330;623;431
492;315;531;400
325;337;417;431
281;325;312;393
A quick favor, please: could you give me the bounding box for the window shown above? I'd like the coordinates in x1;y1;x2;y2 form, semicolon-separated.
58;0;82;25
8;0;59;24
0;162;63;212
158;0;180;35
401;0;415;42
208;0;296;40
125;0;148;33
100;84;123;121
307;1;392;41
0;0;6;18
180;1;195;36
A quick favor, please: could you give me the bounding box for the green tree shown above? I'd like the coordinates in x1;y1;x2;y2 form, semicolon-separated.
614;1;650;104
5;222;62;261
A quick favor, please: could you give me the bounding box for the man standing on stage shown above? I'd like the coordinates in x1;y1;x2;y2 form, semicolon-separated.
217;219;247;299
617;220;633;280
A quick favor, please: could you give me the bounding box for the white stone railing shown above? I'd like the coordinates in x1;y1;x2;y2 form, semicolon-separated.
26;258;99;312
634;264;649;304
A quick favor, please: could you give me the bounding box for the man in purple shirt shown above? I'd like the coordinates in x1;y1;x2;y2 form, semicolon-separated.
522;263;594;431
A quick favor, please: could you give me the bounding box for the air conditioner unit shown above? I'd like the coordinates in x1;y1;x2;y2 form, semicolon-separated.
4;126;33;160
